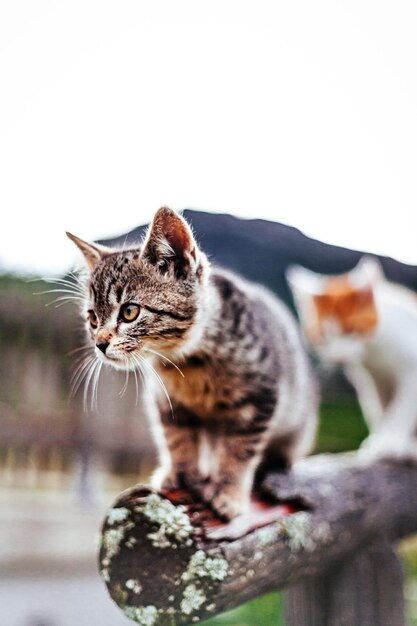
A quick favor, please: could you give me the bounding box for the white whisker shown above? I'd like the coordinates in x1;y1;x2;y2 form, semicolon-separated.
131;353;147;396
35;277;86;297
92;360;103;409
69;348;103;410
119;233;131;255
83;358;101;411
34;285;85;309
144;348;185;378
137;353;174;418
70;355;96;398
45;295;84;308
68;345;92;357
70;354;93;386
119;358;130;397
35;288;84;296
132;363;139;404
49;278;84;293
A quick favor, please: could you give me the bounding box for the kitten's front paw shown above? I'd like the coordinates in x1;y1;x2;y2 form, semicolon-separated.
211;491;248;520
201;481;249;520
358;432;417;464
152;465;206;492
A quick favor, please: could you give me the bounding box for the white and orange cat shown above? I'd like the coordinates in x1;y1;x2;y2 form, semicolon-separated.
288;256;417;462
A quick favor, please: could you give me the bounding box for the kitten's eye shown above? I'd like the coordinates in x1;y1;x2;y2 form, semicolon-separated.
88;309;98;329
120;303;140;323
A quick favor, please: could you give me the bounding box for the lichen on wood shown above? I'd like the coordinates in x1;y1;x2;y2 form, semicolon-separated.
98;455;417;625
99;487;232;625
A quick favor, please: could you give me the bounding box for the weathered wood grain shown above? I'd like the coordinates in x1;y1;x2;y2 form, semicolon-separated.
98;454;417;625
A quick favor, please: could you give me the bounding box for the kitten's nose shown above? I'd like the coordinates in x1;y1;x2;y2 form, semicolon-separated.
96;339;109;354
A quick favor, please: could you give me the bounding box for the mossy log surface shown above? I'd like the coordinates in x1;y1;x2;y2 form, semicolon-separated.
98;454;417;626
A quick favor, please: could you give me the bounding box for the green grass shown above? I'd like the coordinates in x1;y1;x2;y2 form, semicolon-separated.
401;537;417;626
400;536;417;579
202;592;283;626
316;396;369;453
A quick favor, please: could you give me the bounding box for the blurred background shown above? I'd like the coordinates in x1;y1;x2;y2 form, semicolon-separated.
1;1;417;625
2;211;417;625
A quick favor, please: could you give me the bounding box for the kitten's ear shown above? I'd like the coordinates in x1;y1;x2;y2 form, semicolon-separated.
66;232;111;270
286;265;324;295
141;207;198;277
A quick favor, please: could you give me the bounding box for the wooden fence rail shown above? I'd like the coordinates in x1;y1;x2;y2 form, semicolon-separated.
98;453;417;626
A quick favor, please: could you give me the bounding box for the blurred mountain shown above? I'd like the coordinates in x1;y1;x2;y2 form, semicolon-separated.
103;209;417;308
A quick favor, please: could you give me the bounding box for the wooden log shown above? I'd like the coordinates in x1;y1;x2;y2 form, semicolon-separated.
98;454;417;625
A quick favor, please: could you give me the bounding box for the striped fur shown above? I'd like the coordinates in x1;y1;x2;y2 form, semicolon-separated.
68;208;318;519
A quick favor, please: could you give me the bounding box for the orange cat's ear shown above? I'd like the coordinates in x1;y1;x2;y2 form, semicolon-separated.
66;232;111;270
141;207;198;276
286;265;324;296
351;256;384;288
286;265;324;342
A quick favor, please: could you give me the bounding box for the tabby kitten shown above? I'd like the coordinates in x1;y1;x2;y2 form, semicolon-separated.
68;208;318;519
288;257;417;463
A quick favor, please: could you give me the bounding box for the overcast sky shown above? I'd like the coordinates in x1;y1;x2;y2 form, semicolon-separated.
1;1;417;277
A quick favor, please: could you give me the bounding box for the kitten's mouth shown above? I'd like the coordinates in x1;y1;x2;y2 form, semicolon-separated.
96;349;141;372
94;341;148;370
96;350;122;364
101;355;131;372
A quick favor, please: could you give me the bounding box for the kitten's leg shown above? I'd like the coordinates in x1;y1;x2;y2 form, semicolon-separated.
151;405;204;491
200;430;265;520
